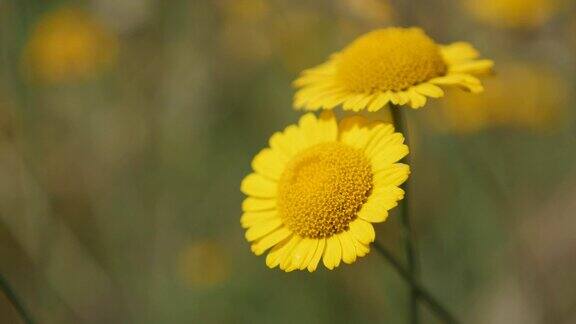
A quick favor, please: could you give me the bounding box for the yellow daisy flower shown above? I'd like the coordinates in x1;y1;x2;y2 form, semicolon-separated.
293;27;493;111
430;63;568;133
464;0;561;29
23;7;118;83
240;111;409;272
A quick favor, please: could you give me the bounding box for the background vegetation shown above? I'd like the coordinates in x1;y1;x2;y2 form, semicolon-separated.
0;0;575;323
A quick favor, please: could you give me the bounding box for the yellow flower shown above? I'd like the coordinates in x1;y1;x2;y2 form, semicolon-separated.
465;0;561;28
293;27;493;111
240;112;409;272
177;240;230;288
431;63;568;133
23;7;118;83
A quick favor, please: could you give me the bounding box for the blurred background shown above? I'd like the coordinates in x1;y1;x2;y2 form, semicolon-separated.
0;0;575;323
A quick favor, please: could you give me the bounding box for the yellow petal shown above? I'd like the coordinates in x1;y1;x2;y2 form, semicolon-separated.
245;218;283;241
339;231;357;264
240;210;278;228
322;235;342;270
348;218;375;244
415;83;444;98
389;93;400;105
351;95;373;112
268;125;307;159
365;131;403;159
407;88;427;109
374;163;410;187
367;92;390;112
441;42;479;63
358;187;405;223
316;110;338;141
285;238;316;271
279;236;303;271
251;148;286;181
266;235;300;269
370;144;409;170
338;115;372;149
396;91;410;105
300;239;319;270
241;174;277;198
353;238;370;257
449;60;494;75
251;227;292;255
307;239;325;272
242;197;276;212
342;94;367;111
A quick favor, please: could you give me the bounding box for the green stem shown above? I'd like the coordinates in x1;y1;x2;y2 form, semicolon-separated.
0;273;35;324
373;242;460;324
390;105;419;324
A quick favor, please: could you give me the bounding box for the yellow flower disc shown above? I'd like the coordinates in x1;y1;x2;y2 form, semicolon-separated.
277;142;373;238
337;28;447;92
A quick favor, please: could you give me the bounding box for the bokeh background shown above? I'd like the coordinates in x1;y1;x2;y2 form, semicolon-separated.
1;0;575;323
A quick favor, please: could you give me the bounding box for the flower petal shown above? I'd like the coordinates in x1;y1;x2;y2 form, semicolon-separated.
374;163;410;187
370;143;409;170
441;42;479;64
307;239;326;272
251;227;292;255
348;218;376;244
241;197;276;212
300;239;319;270
245;218;283;241
367;92;391;112
285;238;316;271
240;210;278;228
266;235;300;269
322;235;342;270
357;187;405;223
241;174;277;198
338;115;372;149
415;83;444;98
252;148;286;181
339;231;357;264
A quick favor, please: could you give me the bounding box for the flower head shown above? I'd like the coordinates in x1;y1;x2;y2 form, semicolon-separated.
240;112;409;271
294;27;493;111
177;240;230;288
431;63;568;133
23;7;118;83
465;0;561;29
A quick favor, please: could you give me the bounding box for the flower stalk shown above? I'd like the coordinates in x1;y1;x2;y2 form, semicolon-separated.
373;242;460;324
391;105;420;324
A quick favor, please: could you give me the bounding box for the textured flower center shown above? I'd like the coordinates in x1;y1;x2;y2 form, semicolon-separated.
337;27;447;92
277;142;373;239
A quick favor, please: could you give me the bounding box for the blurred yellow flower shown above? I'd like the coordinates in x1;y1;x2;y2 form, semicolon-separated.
294;27;493;111
241;112;409;272
177;240;230;288
465;0;562;28
23;7;118;83
431;63;568;133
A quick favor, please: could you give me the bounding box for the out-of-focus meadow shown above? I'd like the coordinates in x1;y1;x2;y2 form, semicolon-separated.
0;0;575;323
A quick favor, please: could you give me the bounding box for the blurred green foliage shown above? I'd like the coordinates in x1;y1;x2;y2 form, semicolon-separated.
0;0;575;323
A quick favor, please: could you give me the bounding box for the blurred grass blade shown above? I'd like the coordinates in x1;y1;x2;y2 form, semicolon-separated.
373;242;460;324
0;273;34;324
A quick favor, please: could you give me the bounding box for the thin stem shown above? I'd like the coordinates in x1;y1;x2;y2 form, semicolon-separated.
373;242;460;324
0;273;35;324
391;105;419;324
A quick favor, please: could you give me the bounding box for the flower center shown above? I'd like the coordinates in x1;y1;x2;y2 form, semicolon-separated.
277;142;373;239
337;27;447;92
